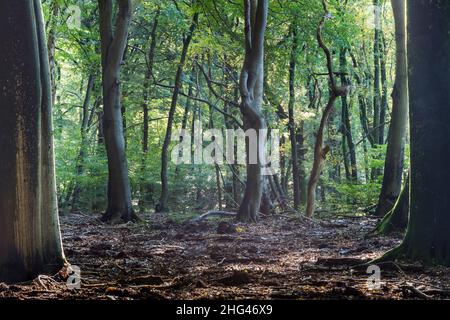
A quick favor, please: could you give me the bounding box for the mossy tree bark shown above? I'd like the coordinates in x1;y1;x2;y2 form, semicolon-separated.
0;0;65;283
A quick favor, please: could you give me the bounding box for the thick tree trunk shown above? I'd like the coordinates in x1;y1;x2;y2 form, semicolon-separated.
375;0;408;217
288;25;301;209
373;173;409;235
156;12;199;213
98;0;136;223
236;0;268;223
0;0;65;283
381;0;450;265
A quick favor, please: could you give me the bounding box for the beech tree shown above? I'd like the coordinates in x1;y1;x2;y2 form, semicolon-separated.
0;0;65;283
382;0;450;265
98;0;137;222
375;0;408;217
236;0;268;222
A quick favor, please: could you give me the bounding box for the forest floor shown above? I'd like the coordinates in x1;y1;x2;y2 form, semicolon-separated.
2;211;450;300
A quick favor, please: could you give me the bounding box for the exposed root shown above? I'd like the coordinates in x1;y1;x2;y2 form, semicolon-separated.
192;211;238;222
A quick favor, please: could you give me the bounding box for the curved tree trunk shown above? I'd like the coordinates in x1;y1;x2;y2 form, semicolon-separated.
0;0;65;283
375;0;408;217
306;1;349;217
381;0;450;265
236;0;268;223
98;0;136;223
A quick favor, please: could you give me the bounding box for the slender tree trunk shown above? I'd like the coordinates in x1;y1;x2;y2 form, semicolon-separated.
139;10;159;213
372;0;381;145
156;12;198;213
306;1;349;218
236;0;268;223
381;0;450;265
98;0;136;223
339;48;357;182
0;0;65;283
375;0;408;217
379;33;388;145
47;1;59;106
288;25;301;209
71;74;96;211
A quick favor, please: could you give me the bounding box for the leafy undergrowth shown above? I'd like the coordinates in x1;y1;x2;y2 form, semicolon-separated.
1;212;450;300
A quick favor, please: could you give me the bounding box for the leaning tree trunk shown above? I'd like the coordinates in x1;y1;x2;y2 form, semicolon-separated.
156;12;199;213
306;0;349;218
380;0;450;265
0;0;65;283
98;0;137;223
375;0;408;217
236;0;268;223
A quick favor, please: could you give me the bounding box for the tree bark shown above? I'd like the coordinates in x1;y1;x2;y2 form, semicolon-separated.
306;1;350;218
156;11;199;213
0;0;65;283
288;25;301;209
98;0;136;223
375;0;408;217
139;10;159;213
71;74;96;211
381;0;450;265
236;0;268;223
339;48;357;182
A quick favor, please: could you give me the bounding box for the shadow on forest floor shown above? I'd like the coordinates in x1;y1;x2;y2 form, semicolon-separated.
1;212;450;300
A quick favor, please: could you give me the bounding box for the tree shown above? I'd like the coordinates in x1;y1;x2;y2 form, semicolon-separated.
236;0;268;223
288;24;302;209
381;0;450;265
375;0;408;217
156;10;199;213
98;0;137;222
0;0;65;283
306;0;350;218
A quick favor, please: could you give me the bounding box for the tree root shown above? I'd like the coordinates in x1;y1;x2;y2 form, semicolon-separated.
192;211;238;222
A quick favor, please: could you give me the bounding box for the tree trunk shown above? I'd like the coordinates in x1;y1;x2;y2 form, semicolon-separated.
381;0;450;265
139;10;159;214
288;25;301;209
156;12;199;213
375;0;408;217
373;173;409;235
71;74;96;211
379;33;388;145
306;1;349;217
98;0;136;223
47;0;59;106
0;0;65;283
339;48;357;182
372;0;381;146
236;0;268;223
